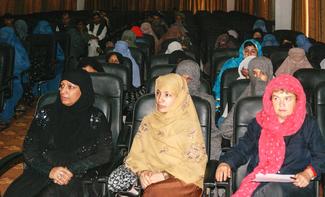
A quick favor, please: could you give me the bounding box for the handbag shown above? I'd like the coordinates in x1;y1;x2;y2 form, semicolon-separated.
107;165;138;193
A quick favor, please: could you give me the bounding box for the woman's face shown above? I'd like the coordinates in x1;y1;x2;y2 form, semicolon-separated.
155;89;176;113
59;80;82;106
82;65;97;73
271;90;297;123
244;45;258;58
253;32;262;39
253;68;268;81
108;54;120;64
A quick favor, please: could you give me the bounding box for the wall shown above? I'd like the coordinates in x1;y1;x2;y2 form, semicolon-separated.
275;0;292;30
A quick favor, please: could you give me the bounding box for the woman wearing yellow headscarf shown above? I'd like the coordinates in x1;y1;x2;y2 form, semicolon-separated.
125;73;207;196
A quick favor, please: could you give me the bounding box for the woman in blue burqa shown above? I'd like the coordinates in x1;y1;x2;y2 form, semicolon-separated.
0;26;30;128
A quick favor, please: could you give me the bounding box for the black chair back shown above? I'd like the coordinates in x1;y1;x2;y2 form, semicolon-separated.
294;69;325;115
227;79;250;111
148;64;176;80
233;96;262;190
102;63;131;91
0;43;14;99
270;50;288;73
314;81;325;138
150;54;170;68
211;48;238;82
220;68;239;114
90;73;123;146
130;94;211;159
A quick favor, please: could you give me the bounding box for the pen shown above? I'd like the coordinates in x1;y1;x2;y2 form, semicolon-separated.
290;176;296;180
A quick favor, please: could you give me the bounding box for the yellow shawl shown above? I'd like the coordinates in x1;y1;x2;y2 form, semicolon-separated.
125;73;207;188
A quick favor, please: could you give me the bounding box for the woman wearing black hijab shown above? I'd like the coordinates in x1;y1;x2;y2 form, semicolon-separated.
4;70;113;197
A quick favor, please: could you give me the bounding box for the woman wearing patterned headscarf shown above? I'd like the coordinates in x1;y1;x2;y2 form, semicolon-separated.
216;74;325;196
125;73;207;196
275;47;313;76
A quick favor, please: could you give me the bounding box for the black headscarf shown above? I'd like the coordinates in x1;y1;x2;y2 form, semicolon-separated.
106;52;124;64
78;57;104;72
52;70;95;155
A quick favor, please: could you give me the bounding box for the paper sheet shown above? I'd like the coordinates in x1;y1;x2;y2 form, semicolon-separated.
253;173;295;182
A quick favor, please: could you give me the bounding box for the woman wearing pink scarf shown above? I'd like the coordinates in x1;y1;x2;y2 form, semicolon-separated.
215;74;325;196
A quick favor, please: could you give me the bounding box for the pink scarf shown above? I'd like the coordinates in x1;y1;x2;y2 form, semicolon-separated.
232;74;306;197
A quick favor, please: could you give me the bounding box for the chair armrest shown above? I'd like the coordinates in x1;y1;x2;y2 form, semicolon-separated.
204;160;218;189
0;152;24;176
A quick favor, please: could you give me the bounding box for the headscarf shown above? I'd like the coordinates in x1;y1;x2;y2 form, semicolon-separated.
275;47;313;76
261;34;279;47
212;39;262;111
141;22;159;53
113;40;141;87
33;20;65;62
14;19;28;41
320;58;325;69
0;27;30;76
78;57;104;72
52;70;95;156
130;26;143;38
227;29;239;39
220;56;273;140
215;33;237;49
125;73;207;188
253;19;267;33
296;34;312;53
165;41;183;54
106;52;124;64
237;56;255;79
121;30;136;48
233;74;306;196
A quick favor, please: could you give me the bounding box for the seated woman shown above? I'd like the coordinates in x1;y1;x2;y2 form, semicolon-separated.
0;27;30;129
78;57;104;73
261;34;279;47
121;30;137;48
106;52;124;64
141;22;159;54
175;60;221;159
212;39;262;112
275;47;313;76
215;74;325;197
124;73;207;196
113;40;141;88
219;56;273;141
4;70;113;197
296;34;312;53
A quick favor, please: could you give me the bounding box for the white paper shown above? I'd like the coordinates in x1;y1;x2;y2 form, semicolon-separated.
253;173;295;182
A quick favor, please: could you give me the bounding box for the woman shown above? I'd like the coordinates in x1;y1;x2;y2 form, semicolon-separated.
4;70;113;197
214;33;238;49
253;19;267;33
175;60;221;159
219;56;273;141
14;19;28;43
215;74;325;196
140;22;159;54
212;39;262;112
296;34;312;53
131;26;143;38
0;27;30;129
275;47;313;76
124;73;207;196
113;40;141;87
106;51;124;64
261;34;279;47
78;57;103;73
32;20;65;95
121;30;137;48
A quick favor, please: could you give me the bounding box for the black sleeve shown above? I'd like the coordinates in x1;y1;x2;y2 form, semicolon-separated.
23;109;53;175
219;119;260;170
67;112;113;175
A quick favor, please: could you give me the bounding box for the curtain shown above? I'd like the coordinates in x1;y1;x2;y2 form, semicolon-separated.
235;0;254;15
0;0;77;15
235;0;274;20
85;0;227;12
292;0;325;43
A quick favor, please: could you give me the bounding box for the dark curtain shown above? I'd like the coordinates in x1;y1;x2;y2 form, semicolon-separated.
235;0;274;20
85;0;227;12
0;0;76;15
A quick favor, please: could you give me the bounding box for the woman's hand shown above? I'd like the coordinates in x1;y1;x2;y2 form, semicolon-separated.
49;167;73;185
139;170;153;189
149;172;166;184
215;162;232;182
292;168;314;188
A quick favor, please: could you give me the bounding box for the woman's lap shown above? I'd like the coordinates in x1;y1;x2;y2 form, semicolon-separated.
142;177;202;197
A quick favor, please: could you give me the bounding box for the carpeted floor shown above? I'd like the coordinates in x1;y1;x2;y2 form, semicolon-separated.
0;106;35;196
